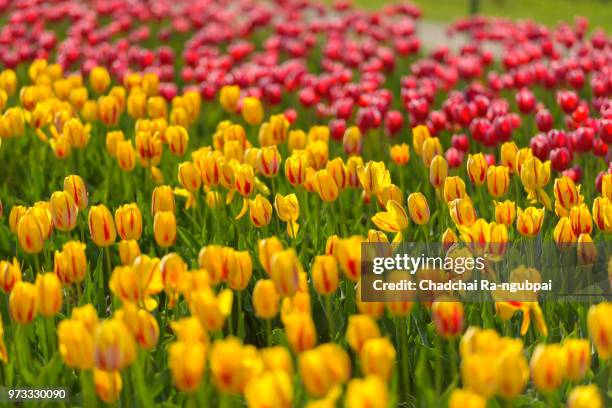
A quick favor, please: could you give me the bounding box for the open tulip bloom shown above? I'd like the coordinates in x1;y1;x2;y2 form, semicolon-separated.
0;1;611;407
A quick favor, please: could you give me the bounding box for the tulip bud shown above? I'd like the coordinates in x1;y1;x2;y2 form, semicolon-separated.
167;125;189;156
151;185;175;215
58;319;94;370
326;158;348;191
270;248;302;297
54;240;87;285
115;303;159;350
274;193;299;224
88;204;117;247
248;194;273;228
554;217;576;248
493;200;516;226
299;349;332;397
562;339;590;381
461;353;499;398
106;131;125;158
449;389;487;408
569;203;592;236
258;237;284;276
116;140;136;172
412;125;430;157
601;174;612;201
442;228;458;251
429;155;448;189
530;344;566;392
337;236;364;281
118;240;140;266
64;175;88;210
253;279;281;319
49;191;78;232
9;281;37;324
242;97;264;125
554;176;582;216
235;164;256;197
342;126;362;156
496;341;529;399
220;85;240;112
113;203;143;241
257;146;281;178
169;340;207;392
500;141;519;173
9;205;27;234
516;207;545;237
421;137;443;167
227;251;252;292
515;148;533;178
285;312;317;353
34;272;62;317
360;337;396;381
153;211;177;248
587;302;612;359
311;255;339;295
285;154;308;186
443;176;467;203
94;318;137;371
567;384;603;408
486;165;510;197
17;210;46;254
93;369;122;404
449;198;477;227
346;314;380;352
190;288;233;331
0;258;21;293
178;162;202;192
431;297;464;338
89;66;110;94
209;337;263;394
390;143;410;166
160;253;187;306
345;376;389;408
467;153;488;185
520;157;551;190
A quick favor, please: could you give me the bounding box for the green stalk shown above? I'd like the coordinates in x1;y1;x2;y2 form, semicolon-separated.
324;295;335;341
80;369;98;408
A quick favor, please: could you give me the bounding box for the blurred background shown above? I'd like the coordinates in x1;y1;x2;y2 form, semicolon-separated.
346;0;612;31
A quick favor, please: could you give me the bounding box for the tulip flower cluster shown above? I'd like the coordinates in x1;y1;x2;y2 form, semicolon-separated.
0;1;611;407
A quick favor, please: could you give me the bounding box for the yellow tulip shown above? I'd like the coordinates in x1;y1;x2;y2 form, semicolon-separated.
567;384;603;408
569;203;593;236
58;319;94;370
587;302;612;359
554;176;582;216
520;156;551;190
118;240;140;266
431;297;464;338
530;343;566;392
9;281;37;324
151;185;175;215
17;209;46;254
390;143;410;166
245;370;293;408
167;125;189;156
153;211;176;248
93;369;122;404
189;288;233;331
285;312;317;353
253;279;280;319
516;207;545;237
449;197;477;227
337;236;364;281
248;194;273;228
116;140;136;172
493;200;516;226
220;85;240;112
467;153;488;185
448;389;487;408
115;303;159;350
553;217;576;248
178;162;202;192
311;255;339;295
443;176;467;203
429;155;448;189
0;257;21;293
88;204;117;247
35;272;62;317
486;165;510;197
601;174;612;201
500;141;519;173
160;253;188;306
49;190;78;232
242;97;264;125
314;169;339;202
345;375;389;408
299;349;332;397
89;66;110;93
412;125;430;157
346;314;380;352
209;337;263;393
342;126;362;156
64;174;88;210
360;337;396;380
8;205;27;234
371;199;409;233
563;339;590;381
93;318;137;371
169;340;207;392
462;353;499;398
270;248;302;297
257;145;281;178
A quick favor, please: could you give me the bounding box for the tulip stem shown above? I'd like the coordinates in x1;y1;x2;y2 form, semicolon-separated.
400;317;411;396
80;369;98;408
104;246;112;308
434;335;442;399
265;318;272;346
448;338;457;383
45;317;56;359
324;295;335;341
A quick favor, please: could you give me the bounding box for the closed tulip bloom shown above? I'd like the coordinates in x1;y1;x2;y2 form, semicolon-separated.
467;153;488;186
371;199;409;233
88;204;116;247
64;175;88;210
170;317;208;344
197;245;235;284
285;154;308;186
405;193;429;225
287;129;306;153
17;210;46;254
496;342;529;399
118;240;140;266
145;96;167;119
219;85;240;112
0;69;17;95
299;349;332;397
270;248;302;297
54;240;87;284
105;130;125;158
461;353;499;398
601;174;612;201
530;344;566;392
114;203;142;241
58;319;94;369
494;200;516;226
346;156;364;188
314;169;339;202
9;281;37;324
444;176;467;202
448;389;487;408
178;162;202;192
274;193;299;224
227;251;252;292
346;314;380;352
587;302;612;359
487;165;510;197
377;184;402;209
64;117;92;148
257;146;281;178
49;191;78;232
554;176;582;216
515;148;533;178
569;203;592;236
285;312;317;353
248;194;273;228
9;205;27;234
345;375;389;408
210;338;263;394
135;130;163;167
567;384;603;408
516;207;545;237
151;185;175;215
167;125;189;156
93;369;122;404
127;90;147;118
198;152;222;187
70;304;98;334
235;164;255;197
337;236;364;281
311;255;339;295
357;161;390;197
116;140;136;171
242;96;264;125
500;141;519;173
429;155;448;189
245;370;293;408
153;211;176;248
98;95;122;126
253;279;281;319
562;339;590;381
431;297;464;338
360;337;396;381
421;137;443;167
116;304;159;350
390;143;410;166
442;228;458;250
94;318;137;371
412;125;430;156
520;157;551;190
32;202;53;239
89;66;110;93
257;237;284;275
0;257;21;293
367;229;389;244
169;340;207;392
554;217;576;248
343;126;362;156
592;197;612;232
326;158;348;191
449;198;478;227
160;253;187;306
